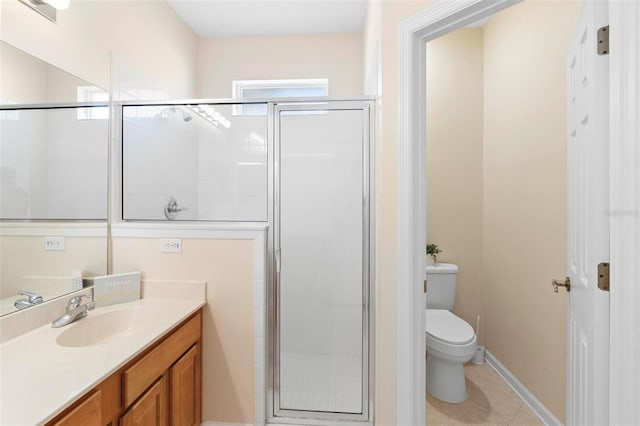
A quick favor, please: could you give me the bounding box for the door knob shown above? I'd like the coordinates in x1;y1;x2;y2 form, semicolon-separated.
552;277;571;293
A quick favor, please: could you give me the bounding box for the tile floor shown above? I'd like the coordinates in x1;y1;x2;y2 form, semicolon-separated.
279;352;362;413
427;363;543;425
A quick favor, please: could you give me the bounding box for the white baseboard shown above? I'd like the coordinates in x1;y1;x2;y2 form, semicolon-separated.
484;350;562;426
201;422;253;426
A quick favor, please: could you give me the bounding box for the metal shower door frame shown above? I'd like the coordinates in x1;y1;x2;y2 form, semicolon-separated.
267;100;375;425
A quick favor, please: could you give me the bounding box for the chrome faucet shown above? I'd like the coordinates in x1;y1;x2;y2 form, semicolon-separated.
14;290;44;310
52;294;95;328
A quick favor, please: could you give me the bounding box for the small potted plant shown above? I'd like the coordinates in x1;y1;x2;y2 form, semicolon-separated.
426;243;442;264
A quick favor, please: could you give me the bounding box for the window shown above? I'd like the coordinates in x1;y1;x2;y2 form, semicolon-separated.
232;79;329;115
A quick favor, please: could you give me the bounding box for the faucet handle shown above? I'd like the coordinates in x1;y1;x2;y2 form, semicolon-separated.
18;290;43;304
164;197;188;220
68;294;92;309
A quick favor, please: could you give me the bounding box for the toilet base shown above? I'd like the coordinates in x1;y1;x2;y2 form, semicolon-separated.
426;354;467;403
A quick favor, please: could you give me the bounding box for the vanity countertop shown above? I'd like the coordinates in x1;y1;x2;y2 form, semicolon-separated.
0;297;205;425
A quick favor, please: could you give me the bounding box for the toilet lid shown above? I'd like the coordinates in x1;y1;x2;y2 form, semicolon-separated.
425;310;475;345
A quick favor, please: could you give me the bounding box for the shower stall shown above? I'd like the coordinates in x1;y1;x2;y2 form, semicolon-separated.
120;98;374;425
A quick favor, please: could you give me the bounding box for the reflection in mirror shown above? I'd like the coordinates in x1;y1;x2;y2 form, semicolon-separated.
0;226;107;316
0;41;109;317
0;106;109;219
0;41;108;105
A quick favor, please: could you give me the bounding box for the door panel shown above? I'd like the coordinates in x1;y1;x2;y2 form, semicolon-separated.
121;375;168;426
170;344;201;426
274;103;371;421
566;1;610;424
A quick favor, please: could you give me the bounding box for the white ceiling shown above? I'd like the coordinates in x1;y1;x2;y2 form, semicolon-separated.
166;0;367;38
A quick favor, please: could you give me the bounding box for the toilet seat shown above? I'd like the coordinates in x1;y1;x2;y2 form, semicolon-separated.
425;310;475;345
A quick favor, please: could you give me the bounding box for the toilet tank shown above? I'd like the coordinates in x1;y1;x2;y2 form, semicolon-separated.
425;263;458;309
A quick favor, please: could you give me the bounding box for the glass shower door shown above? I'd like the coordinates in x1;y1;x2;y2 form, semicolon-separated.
274;102;371;421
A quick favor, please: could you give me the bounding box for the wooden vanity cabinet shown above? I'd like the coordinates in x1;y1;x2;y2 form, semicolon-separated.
47;310;202;426
52;389;103;426
50;370;122;426
121;375;168;426
170;344;201;426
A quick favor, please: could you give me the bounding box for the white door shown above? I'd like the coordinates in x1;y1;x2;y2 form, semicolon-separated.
566;1;610;424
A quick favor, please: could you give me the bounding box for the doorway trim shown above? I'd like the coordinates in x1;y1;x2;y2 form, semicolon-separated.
608;2;640;424
397;1;640;425
396;2;520;423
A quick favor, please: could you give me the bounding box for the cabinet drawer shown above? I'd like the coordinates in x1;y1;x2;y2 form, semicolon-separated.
52;390;102;426
123;312;201;407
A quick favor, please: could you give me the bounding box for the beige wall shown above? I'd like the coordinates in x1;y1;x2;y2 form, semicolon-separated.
376;2;432;424
426;28;484;341
0;235;106;298
197;33;363;98
482;1;581;421
111;237;255;424
0;0;198;97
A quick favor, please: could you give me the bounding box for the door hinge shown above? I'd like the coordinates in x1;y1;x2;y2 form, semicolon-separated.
424;279;427;293
597;25;609;55
598;262;610;291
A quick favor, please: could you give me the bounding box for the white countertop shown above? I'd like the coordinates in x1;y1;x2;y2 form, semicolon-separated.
0;298;205;425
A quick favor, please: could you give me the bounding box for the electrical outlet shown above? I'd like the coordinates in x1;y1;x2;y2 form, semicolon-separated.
160;238;182;253
44;236;65;251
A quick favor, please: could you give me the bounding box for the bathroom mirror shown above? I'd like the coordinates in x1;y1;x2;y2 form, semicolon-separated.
0;41;109;316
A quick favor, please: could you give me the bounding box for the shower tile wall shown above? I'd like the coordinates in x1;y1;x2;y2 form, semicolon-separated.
122;104;267;221
122;108;200;219
111;54;172;103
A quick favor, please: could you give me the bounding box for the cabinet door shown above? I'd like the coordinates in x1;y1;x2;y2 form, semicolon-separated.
121;375;168;426
170;344;201;425
53;390;102;426
123;314;201;407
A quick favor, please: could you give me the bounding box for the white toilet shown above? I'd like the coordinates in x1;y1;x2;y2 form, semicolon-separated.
425;263;477;403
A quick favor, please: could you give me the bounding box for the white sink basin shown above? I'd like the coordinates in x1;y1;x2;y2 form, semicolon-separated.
56;306;157;347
